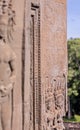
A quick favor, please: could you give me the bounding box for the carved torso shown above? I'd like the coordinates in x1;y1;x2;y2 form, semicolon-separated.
0;43;13;86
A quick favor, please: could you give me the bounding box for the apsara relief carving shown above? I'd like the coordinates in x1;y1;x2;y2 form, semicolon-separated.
0;0;16;130
43;74;66;130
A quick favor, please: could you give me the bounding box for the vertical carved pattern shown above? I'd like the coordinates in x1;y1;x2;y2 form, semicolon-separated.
30;3;41;130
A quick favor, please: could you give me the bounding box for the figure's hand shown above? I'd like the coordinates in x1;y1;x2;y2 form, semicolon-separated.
10;75;16;82
0;83;13;95
6;83;13;90
0;85;8;96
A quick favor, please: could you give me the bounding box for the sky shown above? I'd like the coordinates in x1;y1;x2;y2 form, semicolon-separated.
67;0;80;39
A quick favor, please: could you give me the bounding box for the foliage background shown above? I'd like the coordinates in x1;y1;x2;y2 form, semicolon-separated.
68;38;80;115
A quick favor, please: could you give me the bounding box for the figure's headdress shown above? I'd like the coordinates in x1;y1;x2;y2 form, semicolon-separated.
0;0;15;41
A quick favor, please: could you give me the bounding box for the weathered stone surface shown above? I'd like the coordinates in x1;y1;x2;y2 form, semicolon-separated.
40;0;67;130
0;0;24;130
0;0;67;130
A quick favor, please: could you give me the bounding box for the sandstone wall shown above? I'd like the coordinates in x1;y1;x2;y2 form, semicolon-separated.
1;0;67;130
10;0;25;130
40;0;67;129
24;0;67;130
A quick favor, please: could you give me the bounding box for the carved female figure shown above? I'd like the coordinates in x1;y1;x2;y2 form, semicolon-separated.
0;25;16;130
0;0;16;130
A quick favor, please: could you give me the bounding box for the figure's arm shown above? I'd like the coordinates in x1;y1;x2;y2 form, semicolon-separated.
9;52;16;85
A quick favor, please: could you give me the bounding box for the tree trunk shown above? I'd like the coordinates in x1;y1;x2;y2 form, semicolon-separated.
68;97;71;119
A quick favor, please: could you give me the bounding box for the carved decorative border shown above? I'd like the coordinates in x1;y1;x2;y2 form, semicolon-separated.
30;3;41;130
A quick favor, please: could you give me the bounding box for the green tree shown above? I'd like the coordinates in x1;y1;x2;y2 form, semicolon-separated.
68;38;80;115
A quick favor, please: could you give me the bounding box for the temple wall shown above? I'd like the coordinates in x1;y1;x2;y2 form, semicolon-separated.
40;0;67;129
23;0;67;130
0;0;67;130
41;0;67;77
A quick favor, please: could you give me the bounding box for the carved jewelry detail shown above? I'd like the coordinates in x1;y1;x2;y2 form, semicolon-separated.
0;0;15;42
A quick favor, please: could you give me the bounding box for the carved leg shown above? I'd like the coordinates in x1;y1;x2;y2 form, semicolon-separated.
1;98;11;130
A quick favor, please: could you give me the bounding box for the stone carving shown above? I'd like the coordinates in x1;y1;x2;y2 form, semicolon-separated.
0;0;15;41
0;0;16;130
30;3;41;130
43;74;66;130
